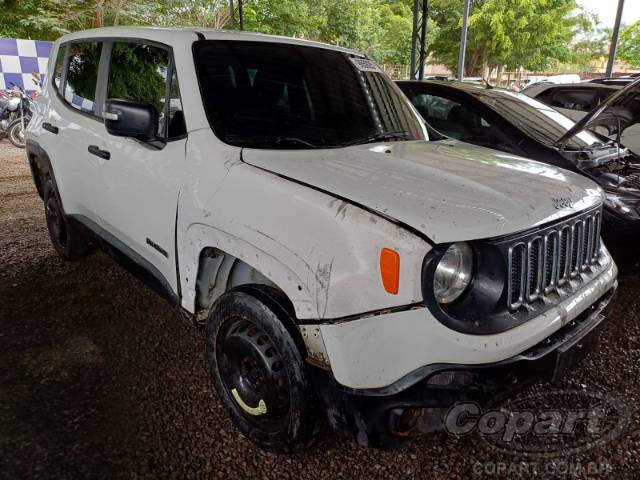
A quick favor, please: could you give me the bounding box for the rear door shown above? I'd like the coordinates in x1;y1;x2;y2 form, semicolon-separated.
91;40;187;293
43;40;107;222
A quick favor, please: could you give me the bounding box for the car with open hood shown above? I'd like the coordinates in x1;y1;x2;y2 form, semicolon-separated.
398;79;640;272
523;80;640;155
26;28;617;452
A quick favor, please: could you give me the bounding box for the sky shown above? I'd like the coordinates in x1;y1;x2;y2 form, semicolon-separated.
577;0;640;27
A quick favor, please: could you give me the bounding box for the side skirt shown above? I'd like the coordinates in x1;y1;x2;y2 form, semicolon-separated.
70;214;181;308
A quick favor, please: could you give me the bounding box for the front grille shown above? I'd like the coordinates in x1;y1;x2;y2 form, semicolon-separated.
507;208;602;310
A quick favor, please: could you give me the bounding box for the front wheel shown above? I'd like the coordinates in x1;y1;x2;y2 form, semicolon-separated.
205;288;323;453
8;119;26;148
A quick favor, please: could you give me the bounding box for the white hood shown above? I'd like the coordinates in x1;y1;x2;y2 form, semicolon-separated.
242;139;603;243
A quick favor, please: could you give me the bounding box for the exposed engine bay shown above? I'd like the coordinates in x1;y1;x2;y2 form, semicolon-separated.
560;144;640;198
588;155;640;195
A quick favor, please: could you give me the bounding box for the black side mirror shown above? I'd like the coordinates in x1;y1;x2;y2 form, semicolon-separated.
104;99;159;142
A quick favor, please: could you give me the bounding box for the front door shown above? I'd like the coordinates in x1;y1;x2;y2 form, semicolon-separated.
92;40;187;294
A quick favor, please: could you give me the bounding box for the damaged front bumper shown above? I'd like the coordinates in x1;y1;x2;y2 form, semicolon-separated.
309;284;618;448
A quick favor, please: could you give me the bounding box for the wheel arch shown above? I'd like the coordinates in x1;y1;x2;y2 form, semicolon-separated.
25;139;56;200
180;222;319;319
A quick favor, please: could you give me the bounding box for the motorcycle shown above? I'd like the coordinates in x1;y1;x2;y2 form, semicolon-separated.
6;86;33;148
0;88;22;141
0;86;33;148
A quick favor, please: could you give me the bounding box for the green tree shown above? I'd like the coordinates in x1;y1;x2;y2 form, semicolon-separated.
141;1;232;29
570;24;610;73
0;0;69;39
619;20;640;68
243;0;320;37
0;0;604;74
0;0;162;40
429;0;586;75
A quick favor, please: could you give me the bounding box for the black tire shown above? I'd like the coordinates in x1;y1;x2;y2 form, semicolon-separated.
43;180;93;260
8;119;26;148
205;287;323;453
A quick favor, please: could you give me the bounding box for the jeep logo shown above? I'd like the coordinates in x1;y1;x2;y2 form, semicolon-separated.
552;197;573;209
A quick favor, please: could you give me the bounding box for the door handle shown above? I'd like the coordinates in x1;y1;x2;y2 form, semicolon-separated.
42;122;59;134
88;145;110;160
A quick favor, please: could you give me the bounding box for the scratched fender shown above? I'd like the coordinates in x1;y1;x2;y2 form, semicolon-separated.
178;129;431;320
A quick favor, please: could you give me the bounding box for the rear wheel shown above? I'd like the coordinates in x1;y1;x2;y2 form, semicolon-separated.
205;288;323;453
43;180;93;260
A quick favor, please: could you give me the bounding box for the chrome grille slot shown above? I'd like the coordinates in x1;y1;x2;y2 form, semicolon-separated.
506;208;604;311
508;243;526;309
592;211;601;263
582;216;593;270
558;225;571;285
543;231;558;292
570;221;583;278
527;237;543;301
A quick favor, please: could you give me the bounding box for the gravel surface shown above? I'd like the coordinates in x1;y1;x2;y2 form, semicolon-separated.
1;141;640;478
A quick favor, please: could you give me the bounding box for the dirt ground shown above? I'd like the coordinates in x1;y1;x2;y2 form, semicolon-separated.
2;140;640;479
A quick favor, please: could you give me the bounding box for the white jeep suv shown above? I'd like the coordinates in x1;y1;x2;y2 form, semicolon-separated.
26;27;618;452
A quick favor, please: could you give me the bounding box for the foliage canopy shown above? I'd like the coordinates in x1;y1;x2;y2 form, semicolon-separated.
619;20;640;69
0;0;628;73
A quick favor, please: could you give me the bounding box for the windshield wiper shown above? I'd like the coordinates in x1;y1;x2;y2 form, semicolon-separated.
274;136;323;149
341;129;410;147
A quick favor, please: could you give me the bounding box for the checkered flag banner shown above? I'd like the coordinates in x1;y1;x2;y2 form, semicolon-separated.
0;38;52;93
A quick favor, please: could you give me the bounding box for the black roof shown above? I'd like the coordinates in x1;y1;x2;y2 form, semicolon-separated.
396;79;517;99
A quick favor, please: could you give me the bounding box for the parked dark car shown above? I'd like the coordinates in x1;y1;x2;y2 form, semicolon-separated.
397;79;640;272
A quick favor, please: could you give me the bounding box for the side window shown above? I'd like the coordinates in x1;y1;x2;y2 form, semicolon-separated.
107;42;185;139
410;93;483;137
598;88;615;104
65;42;102;115
549;88;598;112
534;88;555;105
408;91;517;151
167;68;186;138
410;93;462;122
52;45;66;92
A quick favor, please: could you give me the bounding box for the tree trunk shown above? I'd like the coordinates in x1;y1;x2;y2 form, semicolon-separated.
467;49;483;76
113;0;124;26
94;0;105;28
482;58;489;82
517;67;523;89
496;64;504;87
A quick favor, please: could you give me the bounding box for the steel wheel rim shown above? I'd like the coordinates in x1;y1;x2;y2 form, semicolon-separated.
217;318;290;430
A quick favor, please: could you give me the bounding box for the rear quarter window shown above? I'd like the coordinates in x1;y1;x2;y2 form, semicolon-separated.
52;45;66;92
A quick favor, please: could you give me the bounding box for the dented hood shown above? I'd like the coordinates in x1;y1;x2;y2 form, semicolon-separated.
242;139;603;243
557;77;640;149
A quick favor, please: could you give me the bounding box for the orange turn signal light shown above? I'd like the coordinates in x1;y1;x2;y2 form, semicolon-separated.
380;248;400;294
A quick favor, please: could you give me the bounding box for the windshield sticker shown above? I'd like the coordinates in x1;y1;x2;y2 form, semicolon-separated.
350;56;383;73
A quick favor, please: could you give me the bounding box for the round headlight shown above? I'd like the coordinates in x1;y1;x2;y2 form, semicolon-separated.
433;242;474;304
604;192;640;220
